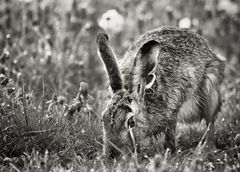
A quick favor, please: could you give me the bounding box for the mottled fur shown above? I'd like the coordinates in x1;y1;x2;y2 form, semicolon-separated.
96;26;225;168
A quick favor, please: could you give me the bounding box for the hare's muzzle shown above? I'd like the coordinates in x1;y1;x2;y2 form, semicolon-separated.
105;142;122;157
103;144;122;167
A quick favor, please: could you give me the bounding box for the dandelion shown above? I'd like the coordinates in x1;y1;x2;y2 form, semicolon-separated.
217;0;239;15
79;82;88;99
57;95;66;105
98;9;125;34
178;17;191;29
18;0;33;3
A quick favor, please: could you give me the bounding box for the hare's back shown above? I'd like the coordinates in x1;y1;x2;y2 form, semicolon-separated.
128;26;210;55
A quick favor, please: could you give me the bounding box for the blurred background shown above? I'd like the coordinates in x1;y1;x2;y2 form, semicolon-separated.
0;0;240;102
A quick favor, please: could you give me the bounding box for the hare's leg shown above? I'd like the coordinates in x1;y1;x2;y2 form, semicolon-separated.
205;89;221;149
164;121;177;153
198;73;222;149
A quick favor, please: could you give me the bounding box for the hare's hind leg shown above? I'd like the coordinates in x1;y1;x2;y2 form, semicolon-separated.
198;73;222;149
164;127;176;153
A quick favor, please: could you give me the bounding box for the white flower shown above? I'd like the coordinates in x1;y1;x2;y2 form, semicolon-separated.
178;17;191;29
218;0;239;15
18;0;32;3
98;9;125;34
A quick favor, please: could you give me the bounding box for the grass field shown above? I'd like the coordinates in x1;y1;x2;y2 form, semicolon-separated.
0;0;240;171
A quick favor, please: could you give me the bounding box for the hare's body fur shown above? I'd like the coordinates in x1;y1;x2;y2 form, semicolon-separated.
96;26;225;168
121;26;224;122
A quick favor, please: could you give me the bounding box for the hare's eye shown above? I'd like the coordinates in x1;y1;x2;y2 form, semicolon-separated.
127;116;135;128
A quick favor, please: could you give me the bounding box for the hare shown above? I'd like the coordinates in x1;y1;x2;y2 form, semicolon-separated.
96;26;225;168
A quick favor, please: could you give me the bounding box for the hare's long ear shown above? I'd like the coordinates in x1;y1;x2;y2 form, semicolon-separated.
96;33;123;92
132;40;160;97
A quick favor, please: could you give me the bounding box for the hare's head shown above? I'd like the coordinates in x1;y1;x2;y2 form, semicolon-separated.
96;33;161;166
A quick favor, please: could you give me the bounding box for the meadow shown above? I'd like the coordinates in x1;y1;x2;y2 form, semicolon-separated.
0;0;240;171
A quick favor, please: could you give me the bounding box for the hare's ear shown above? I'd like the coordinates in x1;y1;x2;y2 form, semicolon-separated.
132;40;160;96
96;33;123;92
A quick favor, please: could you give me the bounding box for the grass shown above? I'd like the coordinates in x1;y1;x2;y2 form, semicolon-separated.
0;0;240;171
